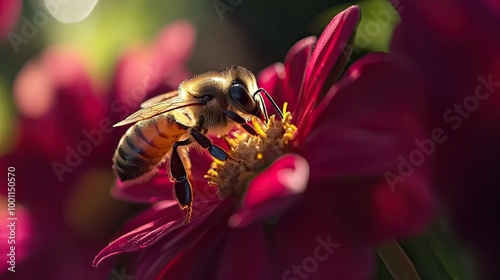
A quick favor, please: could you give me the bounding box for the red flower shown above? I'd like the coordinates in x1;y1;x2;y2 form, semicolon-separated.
1;21;195;279
95;6;433;279
390;0;500;278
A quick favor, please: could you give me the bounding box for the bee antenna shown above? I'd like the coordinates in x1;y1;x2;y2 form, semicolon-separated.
253;88;283;119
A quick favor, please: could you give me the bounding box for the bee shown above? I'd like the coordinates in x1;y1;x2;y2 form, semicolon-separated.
113;66;282;223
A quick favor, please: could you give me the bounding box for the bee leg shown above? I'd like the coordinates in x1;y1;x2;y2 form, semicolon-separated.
223;109;258;136
171;139;193;224
189;128;230;161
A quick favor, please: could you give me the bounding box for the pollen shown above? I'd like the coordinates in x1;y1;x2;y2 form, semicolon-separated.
206;103;297;198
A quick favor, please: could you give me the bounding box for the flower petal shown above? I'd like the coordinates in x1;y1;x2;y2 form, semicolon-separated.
136;197;237;279
229;154;309;228
93;197;222;267
13;46;107;161
297;53;426;178
272;199;374;280
93;201;184;267
296;5;360;128
153;20;196;74
297;53;433;242
216;226;272;280
257;63;286;115
391;2;500;277
282;36;316;113
111;169;175;203
110;22;194;121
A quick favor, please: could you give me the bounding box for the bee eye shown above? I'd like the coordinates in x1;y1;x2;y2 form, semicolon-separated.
229;83;256;113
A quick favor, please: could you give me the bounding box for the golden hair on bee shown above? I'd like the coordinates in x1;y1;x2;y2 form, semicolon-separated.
112;65;281;223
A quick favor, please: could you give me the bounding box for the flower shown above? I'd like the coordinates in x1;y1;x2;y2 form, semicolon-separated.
390;0;500;278
95;6;433;279
0;21;195;279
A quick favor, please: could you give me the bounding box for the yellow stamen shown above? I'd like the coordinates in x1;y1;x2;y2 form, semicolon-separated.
212;158;224;166
207;103;297;198
282;102;288;116
226;137;238;149
207;169;219;177
251;116;267;139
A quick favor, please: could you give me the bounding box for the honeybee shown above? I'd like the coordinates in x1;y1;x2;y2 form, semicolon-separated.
113;66;281;223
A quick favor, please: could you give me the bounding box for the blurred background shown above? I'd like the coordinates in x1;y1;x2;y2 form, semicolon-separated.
0;0;497;279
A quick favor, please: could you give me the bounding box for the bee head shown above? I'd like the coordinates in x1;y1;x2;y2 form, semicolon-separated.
227;81;267;122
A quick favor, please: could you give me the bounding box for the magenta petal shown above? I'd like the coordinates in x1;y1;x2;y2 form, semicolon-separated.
13;46;106;161
94;198;221;268
111;22;194;115
229;154;309;228
140;197;237;279
273;201;374;280
282;36;316;113
297;53;427;180
297;5;360;128
371;174;433;241
93;201;184;267
153;20;196;71
295;53;433;242
257;63;286;114
111;169;174;203
216;226;272;280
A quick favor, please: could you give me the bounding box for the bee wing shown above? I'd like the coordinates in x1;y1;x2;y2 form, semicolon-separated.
114;96;203;127
140;91;179;108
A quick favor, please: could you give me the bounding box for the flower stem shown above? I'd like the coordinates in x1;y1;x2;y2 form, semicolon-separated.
376;240;421;280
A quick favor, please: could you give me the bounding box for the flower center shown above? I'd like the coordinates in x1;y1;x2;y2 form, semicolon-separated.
205;103;297;198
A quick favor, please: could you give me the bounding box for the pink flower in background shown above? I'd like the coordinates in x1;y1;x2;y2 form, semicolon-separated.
0;0;22;40
1;45;117;280
95;6;433;280
0;21;196;279
390;0;500;278
110;20;196;123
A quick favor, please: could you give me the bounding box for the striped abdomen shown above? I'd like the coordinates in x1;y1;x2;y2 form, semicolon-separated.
113;113;189;182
